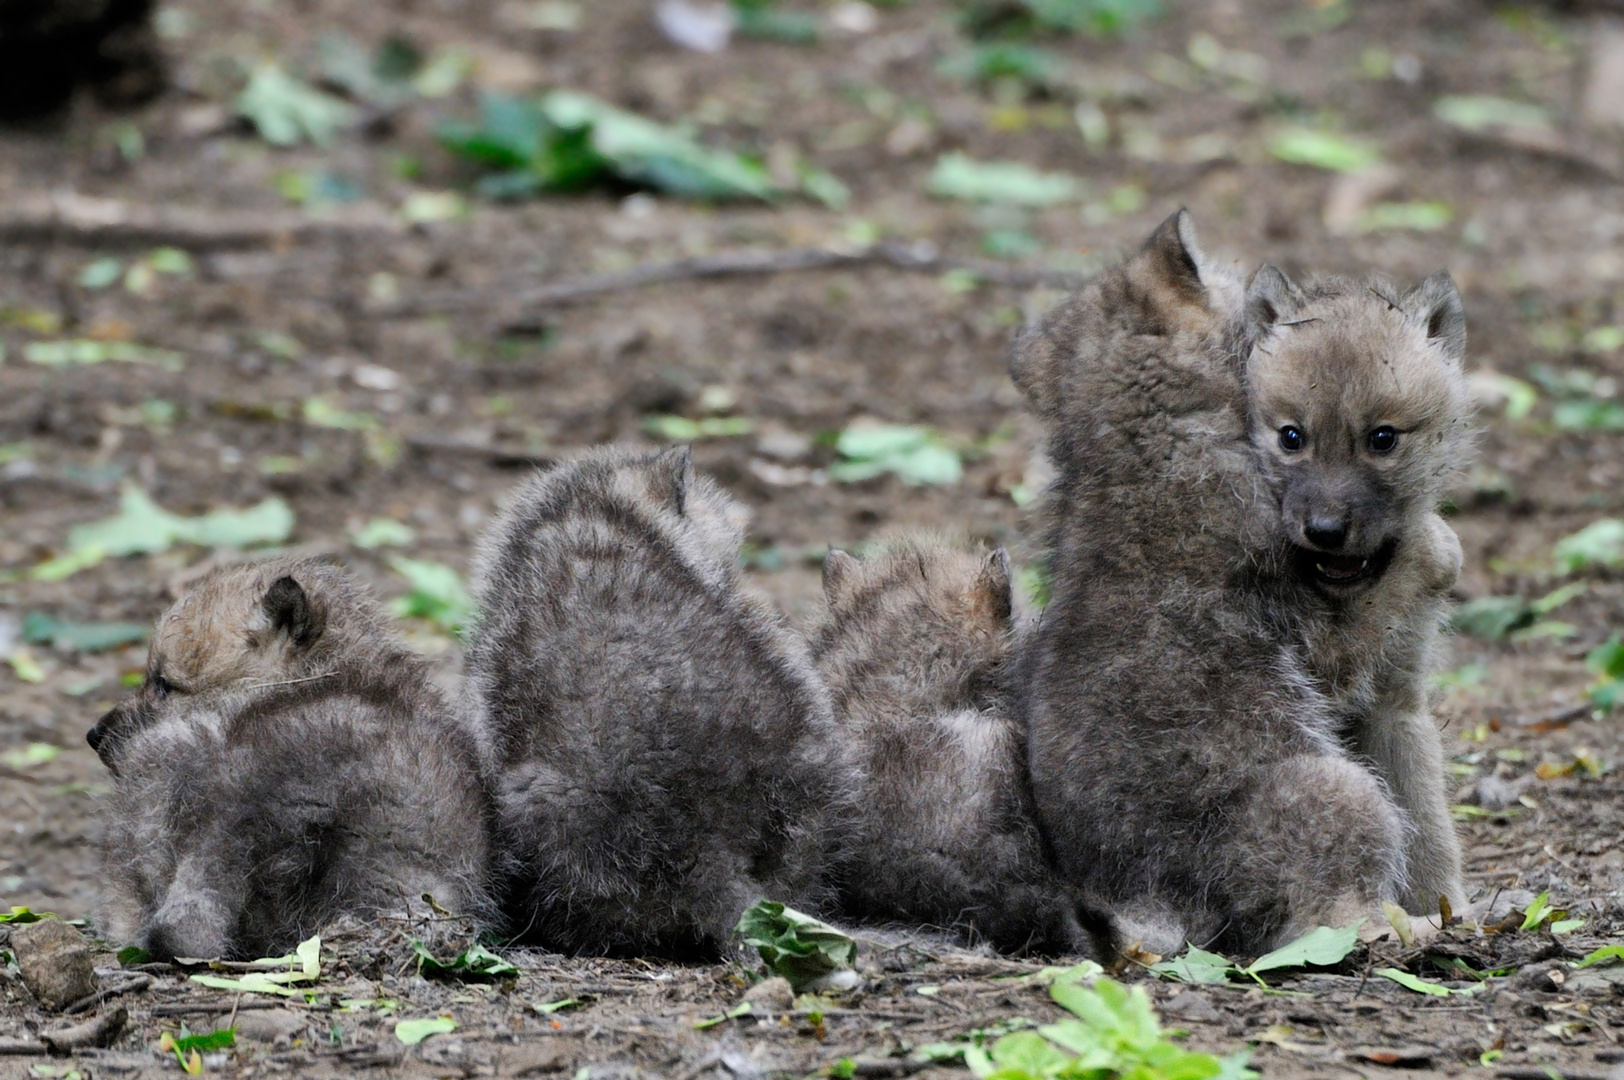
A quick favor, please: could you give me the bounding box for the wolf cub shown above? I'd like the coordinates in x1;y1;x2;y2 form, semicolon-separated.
90;558;495;960
465;445;858;958
812;537;1105;957
1012;212;1470;952
1242;265;1472;914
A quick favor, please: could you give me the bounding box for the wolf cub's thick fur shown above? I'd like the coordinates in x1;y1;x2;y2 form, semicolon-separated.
90;558;495;960
812;537;1105;957
1012;211;1470;952
1243;265;1472;914
465;445;859;957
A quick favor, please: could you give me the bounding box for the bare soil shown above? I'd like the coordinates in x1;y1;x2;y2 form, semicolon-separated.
2;0;1624;1077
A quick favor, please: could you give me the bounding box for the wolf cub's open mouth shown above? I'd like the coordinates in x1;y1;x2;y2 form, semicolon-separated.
1293;537;1398;592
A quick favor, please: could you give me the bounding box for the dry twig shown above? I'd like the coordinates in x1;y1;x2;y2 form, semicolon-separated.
0;191;403;251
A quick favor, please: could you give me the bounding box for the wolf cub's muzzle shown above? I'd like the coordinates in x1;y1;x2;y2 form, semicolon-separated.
1293;534;1399;595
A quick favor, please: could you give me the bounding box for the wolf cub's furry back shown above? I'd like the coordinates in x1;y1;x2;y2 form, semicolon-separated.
812;537;1104;957
466;445;858;957
91;558;495;960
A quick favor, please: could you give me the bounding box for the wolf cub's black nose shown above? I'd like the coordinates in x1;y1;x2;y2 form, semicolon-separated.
1304;518;1348;550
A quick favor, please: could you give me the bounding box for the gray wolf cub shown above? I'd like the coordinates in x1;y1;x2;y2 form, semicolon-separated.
90;558;495;960
812;537;1107;957
1012;211;1469;952
465;445;859;958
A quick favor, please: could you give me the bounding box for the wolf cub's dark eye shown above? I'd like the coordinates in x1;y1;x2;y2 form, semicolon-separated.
148;675;173;699
1278;426;1305;452
1367;426;1399;454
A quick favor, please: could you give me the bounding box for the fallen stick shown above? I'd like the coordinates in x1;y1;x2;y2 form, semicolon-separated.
393;241;1090;331
0;1038;47;1055
62;973;152;1015
0;191;404;251
41;1005;128;1052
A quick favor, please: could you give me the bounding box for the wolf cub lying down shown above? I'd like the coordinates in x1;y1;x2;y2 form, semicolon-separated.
90;558;495;960
1013;211;1471;953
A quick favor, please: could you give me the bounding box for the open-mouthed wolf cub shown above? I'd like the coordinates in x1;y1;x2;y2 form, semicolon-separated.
812;537;1107;957
1012;210;1471;952
464;445;859;958
90;558;495;960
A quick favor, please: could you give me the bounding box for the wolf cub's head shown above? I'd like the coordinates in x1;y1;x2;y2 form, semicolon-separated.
818;539;1013;708
1241;267;1474;596
87;558;378;770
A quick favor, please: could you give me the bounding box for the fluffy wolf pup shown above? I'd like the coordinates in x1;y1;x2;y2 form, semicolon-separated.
465;445;859;958
90;557;495;960
812;537;1108;957
1242;263;1473;916
1010;210;1474;953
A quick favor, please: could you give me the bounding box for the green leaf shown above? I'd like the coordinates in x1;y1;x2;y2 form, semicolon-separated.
172;1028;237;1054
1520;891;1553;931
830;425;963;487
25;340;184;368
1375;968;1451;996
66;486;294;562
1149;946;1234;984
1267;128;1382;172
6;648;45;684
1588;636;1624;681
118;945;150;966
927;152;1081;206
1574;945;1624;969
1355;201;1453;234
394;1016;457;1045
1449;595;1532;641
986;1031;1072;1076
1551;918;1585;935
1552;399;1624;431
388;557;470;636
350;518;417;549
642;415;755;441
20;613;149;653
411;940;519;981
733;5;821;43
939;43;1063;87
544;91;780;201
1027;961;1104;985
78;257;124;290
735;900;857;991
2;743;59;769
694;1001;753;1030
532;998;582;1014
1554;519;1624;574
1433;94;1551;133
237;64;356;147
1243;924;1360;977
189;974;305;998
0;906;45;923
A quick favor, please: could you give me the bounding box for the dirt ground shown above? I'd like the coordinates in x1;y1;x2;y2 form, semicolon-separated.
2;0;1624;1076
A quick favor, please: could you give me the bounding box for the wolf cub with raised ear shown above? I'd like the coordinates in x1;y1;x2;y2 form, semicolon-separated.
89;558;496;960
812;537;1107;957
464;445;859;958
1011;211;1471;953
1242;265;1473;916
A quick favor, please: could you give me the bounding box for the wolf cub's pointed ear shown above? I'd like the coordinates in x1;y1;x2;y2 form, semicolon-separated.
977;547;1014;626
1243;264;1303;350
649;445;694;515
1140;208;1207;305
263;575;324;650
821;549;860;606
1402;271;1465;362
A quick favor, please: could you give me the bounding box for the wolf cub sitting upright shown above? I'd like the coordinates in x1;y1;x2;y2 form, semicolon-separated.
1242;263;1473;915
812;537;1106;957
465;445;859;958
1012;211;1471;952
90;558;495;960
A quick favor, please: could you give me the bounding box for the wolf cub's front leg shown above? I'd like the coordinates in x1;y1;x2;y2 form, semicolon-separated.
1348;512;1466;915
